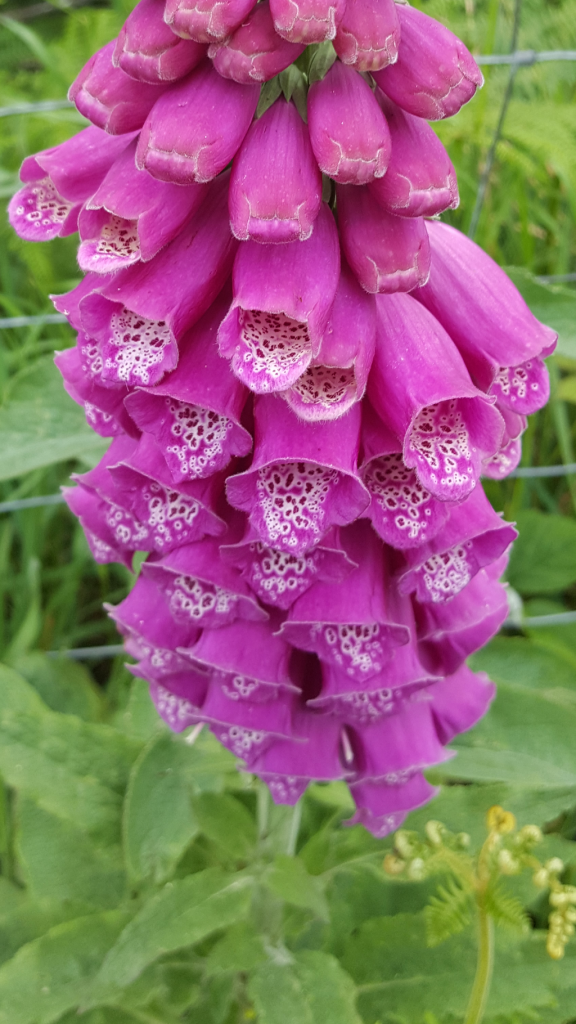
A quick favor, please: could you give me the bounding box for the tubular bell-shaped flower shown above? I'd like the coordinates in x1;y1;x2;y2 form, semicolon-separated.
414;558;510;676
229;97;322;243
209;2;305;83
373;5;483;120
369;94;459;218
270;0;346;44
429;664;496;745
282;261;376;421
77;139;208;273
368;295;505;502
250;710;349;803
147;672;209;732
136;59;259;184
218;203;340;392
54;342;137;438
183;618;296;701
337;184;430;294
308;640;439;723
125;292;252;482
221;524;355;610
482;405;526;480
8;127;133;242
165;0;258;44
114;0;207;83
141;538;268;629
226;396;369;553
360;401;452;549
397;484;517;603
349;702;452;784
415;222;557;412
279;521;410;679
107;572;201;662
107;432;226;552
334;0;399;72
348;772;438;837
308;61;391;185
69;41;170;134
192;680;300;765
77;174;236;387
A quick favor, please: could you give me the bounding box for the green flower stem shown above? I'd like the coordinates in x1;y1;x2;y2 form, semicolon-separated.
464;907;495;1024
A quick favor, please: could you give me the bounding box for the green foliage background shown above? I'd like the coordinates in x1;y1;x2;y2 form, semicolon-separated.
0;1;575;1021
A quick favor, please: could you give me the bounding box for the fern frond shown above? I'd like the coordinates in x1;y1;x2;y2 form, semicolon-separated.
484;883;529;934
425;878;473;947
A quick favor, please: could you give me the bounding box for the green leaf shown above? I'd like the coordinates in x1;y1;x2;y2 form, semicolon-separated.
445;680;576;789
264;855;330;920
483;882;528;933
87;869;254;1002
12;653;104;721
205;922;267;976
0;357;107;481
16;798;126;910
0;910;131;1024
249;950;362;1024
123;733;199;885
193;792;257;861
114;678;164;742
507;510;576;595
470;636;576;692
505;268;576;361
0;664;141;844
0;898;95;971
307;41;337;84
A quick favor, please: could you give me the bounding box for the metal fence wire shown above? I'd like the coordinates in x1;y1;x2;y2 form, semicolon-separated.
1;10;576;653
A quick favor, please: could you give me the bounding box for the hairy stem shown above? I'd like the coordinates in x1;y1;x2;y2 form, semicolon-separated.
464;908;495;1024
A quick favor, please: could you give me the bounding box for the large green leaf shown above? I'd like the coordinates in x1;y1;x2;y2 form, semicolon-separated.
0;664;141;844
343;912;573;1024
0;356;107;480
123;733;199;885
248;950;362;1024
87;868;254;1002
192;793;257;862
505;268;576;361
16;798;126;910
471;636;576;692
12;653;104;722
507;510;576;595
0;911;131;1024
264;855;330;921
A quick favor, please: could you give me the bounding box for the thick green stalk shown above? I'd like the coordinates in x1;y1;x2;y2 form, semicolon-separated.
464;908;495;1024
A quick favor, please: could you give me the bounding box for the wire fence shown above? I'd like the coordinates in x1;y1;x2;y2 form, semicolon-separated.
1;14;576;652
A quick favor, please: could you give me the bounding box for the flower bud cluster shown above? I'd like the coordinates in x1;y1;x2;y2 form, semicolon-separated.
383;820;471;879
8;0;556;837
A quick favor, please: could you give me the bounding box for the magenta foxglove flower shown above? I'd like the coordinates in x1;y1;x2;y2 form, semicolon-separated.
309;640;439;723
184;618;296;702
369;94;459;218
149;672;209;731
373;5;483;120
209;2;305;83
77;175;236;387
77;139;208;273
221;524;355;610
482;406;526;480
226;396;369;553
218;203;340;392
69;41;170;134
107;572;201;654
308;61;391;185
270;0;346;44
368;295;505;502
360;401;452;549
397;484;517;603
348;772;438;837
54;342;136;438
165;0;258;44
416;222;557;413
279;522;410;679
250;711;348;803
430;665;495;746
125;292;252;482
350;701;450;781
114;0;206;83
415;559;510;676
136;60;259;184
141;538;268;629
333;0;399;72
337;184;430;293
229;98;322;243
192;681;299;765
281;261;376;421
8;127;133;242
107;432;226;552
